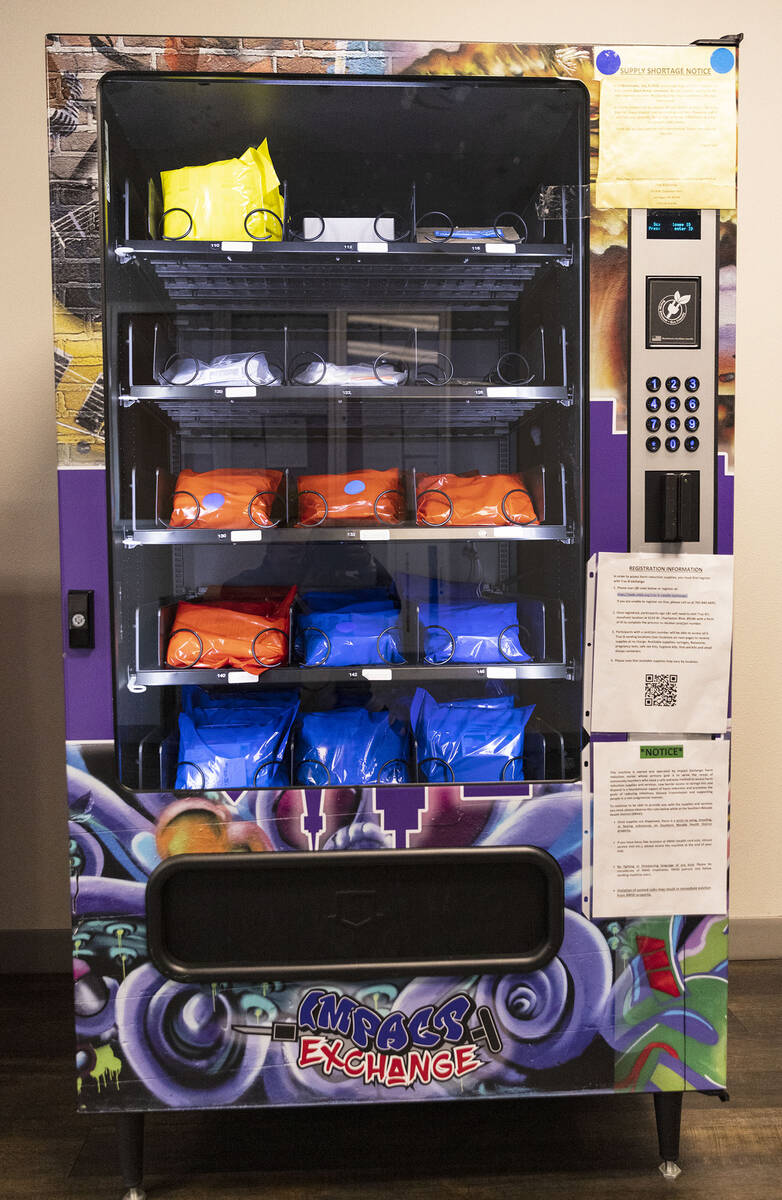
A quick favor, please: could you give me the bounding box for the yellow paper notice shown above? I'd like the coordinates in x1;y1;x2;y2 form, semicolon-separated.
595;44;737;209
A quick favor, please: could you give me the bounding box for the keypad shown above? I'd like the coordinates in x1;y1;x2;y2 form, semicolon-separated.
641;369;703;455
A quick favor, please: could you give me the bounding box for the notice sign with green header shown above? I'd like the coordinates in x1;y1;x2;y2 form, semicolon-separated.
640;744;684;759
591;738;729;918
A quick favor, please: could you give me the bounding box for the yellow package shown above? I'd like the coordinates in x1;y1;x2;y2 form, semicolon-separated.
160;139;284;242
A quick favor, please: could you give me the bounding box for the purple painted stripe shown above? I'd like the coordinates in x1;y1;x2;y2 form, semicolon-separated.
589;399;627;554
716;453;734;555
58;468;113;740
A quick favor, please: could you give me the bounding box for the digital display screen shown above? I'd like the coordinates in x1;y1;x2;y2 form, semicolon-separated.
646;210;701;240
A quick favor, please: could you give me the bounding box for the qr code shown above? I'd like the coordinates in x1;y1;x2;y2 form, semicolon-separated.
644;673;678;707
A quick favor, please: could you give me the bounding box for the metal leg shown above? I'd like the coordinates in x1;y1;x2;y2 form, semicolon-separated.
117;1112;145;1200
653;1091;683;1179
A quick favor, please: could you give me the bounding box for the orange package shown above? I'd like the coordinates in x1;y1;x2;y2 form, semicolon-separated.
416;471;538;527
165;587;296;674
169;468;283;529
296;469;404;526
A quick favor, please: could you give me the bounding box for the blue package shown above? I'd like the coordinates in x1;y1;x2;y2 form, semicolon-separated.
393;572;483;605
176;690;299;789
410;689;534;783
300;587;396;612
294;707;410;785
420;601;532;665
296;606;405;666
183;686;300;725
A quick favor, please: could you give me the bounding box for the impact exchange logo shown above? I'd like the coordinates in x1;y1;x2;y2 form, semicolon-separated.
233;988;503;1088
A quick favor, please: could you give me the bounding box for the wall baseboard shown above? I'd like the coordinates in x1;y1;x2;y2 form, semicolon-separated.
1;919;780;974
730;917;782;960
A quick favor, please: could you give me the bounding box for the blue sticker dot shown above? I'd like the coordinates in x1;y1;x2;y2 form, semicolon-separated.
710;47;735;74
201;491;225;510
596;49;621;76
343;479;366;495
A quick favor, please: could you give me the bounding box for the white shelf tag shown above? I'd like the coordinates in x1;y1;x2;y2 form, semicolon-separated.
357;242;389;253
225;386;256;398
360;529;391;541
487;666;517;679
221;241;252;252
362;668;393;681
487;386;524;398
485;242;516;255
231;530;263;542
494;526;528;539
228;670;257;683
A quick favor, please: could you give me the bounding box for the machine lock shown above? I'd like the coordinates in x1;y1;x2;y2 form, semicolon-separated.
67;590;95;649
644;471;700;544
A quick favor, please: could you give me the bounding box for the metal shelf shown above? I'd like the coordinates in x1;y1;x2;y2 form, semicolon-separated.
121;522;574;547
129;660;575;689
114;239;572;306
124;383;571;405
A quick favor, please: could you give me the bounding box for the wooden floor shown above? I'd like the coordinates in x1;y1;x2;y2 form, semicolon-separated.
1;961;781;1199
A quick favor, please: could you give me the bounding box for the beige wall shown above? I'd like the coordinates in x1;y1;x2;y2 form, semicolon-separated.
1;0;780;935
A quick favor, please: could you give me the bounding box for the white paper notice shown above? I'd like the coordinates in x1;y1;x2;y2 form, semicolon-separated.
590;552;733;733
591;738;729;917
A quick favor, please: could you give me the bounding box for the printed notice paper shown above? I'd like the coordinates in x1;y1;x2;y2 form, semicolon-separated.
591;738;729;918
594;44;737;209
589;552;733;734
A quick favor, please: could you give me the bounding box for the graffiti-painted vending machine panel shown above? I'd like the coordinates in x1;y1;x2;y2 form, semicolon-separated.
47;34;737;1197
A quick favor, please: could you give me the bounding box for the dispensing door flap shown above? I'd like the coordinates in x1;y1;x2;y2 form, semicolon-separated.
146;847;564;981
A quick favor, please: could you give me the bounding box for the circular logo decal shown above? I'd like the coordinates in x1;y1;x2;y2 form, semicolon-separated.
201;491;225;510
343;479;366;495
657;289;691;327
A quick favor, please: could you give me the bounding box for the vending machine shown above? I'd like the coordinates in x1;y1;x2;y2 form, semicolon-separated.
47;34;738;1199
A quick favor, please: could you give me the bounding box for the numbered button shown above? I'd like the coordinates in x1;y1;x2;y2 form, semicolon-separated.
665;416;680;432
685;396;700;412
646;436;661;453
646;376;662;392
665;436;680;452
665;376;681;392
684;436;699;452
685;376;699;392
685;416;699;432
646;396;661;413
665;396;680;412
646;416;661;432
